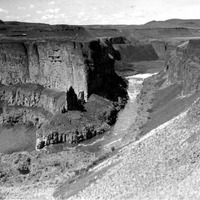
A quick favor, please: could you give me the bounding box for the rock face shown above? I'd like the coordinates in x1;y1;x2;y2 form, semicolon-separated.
113;42;160;77
113;43;158;62
151;40;168;60
0;38;119;105
165;39;200;95
0;41;87;101
0;37;127;150
0;84;67;114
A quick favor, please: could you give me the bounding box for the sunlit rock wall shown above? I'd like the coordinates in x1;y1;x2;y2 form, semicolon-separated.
0;38;119;111
166;39;200;95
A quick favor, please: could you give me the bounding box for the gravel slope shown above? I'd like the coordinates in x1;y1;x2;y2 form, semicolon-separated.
67;105;200;200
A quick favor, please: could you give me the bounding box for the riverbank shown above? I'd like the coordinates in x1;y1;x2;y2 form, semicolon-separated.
0;72;162;199
61;76;200;200
122;72;159;144
52;68;200;200
123;69;200;144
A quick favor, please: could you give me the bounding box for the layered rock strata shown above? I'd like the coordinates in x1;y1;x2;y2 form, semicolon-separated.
0;84;67;114
151;40;168;60
0;37;127;150
113;43;159;62
165;39;200;95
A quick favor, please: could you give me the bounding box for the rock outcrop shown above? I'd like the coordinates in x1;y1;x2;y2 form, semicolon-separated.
0;38;121;99
150;40;168;60
165;39;200;95
0;36;127;151
113;43;159;62
113;42;160;76
0;41;88;100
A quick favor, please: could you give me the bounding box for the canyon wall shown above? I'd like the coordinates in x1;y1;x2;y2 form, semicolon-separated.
0;41;88;101
113;42;160;77
165;39;200;95
151;40;168;60
113;43;158;62
0;37;126;150
0;38;119;107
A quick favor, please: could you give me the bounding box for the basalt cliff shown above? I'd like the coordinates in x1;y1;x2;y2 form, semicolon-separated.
0;35;127;151
165;39;200;95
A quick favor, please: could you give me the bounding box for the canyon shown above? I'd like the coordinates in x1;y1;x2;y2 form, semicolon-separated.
1;19;200;199
0;35;128;152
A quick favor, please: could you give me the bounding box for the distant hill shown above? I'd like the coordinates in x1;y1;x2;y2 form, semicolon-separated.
84;19;200;41
4;21;48;26
2;19;200;42
144;19;200;29
0;21;93;40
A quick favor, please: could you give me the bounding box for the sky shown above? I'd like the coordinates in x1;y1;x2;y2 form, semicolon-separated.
0;0;200;25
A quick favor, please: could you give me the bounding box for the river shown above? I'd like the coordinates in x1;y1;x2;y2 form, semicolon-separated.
48;73;155;155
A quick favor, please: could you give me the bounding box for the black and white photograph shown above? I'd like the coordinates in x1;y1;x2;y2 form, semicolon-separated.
0;0;200;199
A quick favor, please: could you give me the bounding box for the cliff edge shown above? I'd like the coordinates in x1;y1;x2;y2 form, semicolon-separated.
0;36;127;152
166;39;200;95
